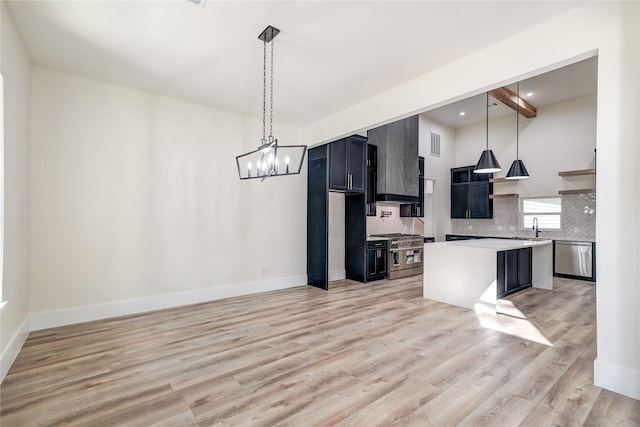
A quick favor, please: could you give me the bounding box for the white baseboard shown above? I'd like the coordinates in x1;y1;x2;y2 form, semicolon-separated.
328;269;346;282
594;358;640;401
29;275;307;331
1;315;30;383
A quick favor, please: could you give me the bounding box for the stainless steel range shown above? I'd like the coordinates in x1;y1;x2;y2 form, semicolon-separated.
370;234;424;279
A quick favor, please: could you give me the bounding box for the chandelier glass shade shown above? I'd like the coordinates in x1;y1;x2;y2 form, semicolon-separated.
236;25;307;181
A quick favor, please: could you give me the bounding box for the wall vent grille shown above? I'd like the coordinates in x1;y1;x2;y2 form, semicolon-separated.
430;132;441;157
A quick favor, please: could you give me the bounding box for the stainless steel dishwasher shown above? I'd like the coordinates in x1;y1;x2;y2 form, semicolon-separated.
554;240;595;281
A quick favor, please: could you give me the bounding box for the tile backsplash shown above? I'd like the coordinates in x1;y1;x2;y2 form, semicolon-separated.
452;193;596;241
366;204;415;235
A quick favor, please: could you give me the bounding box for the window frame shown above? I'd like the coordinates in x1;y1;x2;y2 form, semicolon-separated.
519;196;562;231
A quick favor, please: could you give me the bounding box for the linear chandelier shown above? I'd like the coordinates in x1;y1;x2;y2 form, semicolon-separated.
236;25;306;181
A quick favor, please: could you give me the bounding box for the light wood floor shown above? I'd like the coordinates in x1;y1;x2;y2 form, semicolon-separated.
2;276;639;426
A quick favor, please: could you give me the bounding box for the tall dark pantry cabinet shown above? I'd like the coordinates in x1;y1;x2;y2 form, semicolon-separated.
307;135;368;289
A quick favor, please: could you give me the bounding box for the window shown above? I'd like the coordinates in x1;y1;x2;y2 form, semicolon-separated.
520;197;561;230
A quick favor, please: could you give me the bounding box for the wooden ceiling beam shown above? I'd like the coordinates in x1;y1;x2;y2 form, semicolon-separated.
489;86;537;118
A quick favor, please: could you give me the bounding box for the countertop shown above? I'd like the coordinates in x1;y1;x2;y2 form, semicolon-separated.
447;234;595;243
435;238;552;251
366;235;434;242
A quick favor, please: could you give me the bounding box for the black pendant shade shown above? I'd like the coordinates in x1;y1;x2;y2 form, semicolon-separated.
505;159;530;179
474;92;501;174
475;149;502;174
504;82;530;180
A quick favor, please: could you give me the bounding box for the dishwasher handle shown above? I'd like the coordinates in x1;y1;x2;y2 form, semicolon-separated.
556;241;592;247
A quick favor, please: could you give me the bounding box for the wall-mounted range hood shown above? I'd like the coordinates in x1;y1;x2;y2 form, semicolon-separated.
367;115;419;203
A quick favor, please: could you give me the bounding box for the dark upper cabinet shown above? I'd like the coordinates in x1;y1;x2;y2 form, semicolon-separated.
367;116;419;202
328;135;366;193
366;144;377;216
468;181;491;218
400;156;425;218
450;166;493;219
451;184;468;219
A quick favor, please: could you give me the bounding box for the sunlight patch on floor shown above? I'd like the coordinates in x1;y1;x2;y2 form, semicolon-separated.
476;299;553;346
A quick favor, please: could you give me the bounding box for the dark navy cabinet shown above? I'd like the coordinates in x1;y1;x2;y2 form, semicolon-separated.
307;136;369;289
328;135;366;193
366;240;388;281
450;166;493;219
307;145;329;289
400;157;425;217
366;144;377;216
497;248;532;298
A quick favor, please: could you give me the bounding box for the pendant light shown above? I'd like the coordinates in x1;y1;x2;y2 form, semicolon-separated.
474;92;501;174
236;26;307;181
505;82;530;180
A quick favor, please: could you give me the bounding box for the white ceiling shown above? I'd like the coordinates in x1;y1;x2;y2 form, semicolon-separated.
424;57;598;129
6;1;586;128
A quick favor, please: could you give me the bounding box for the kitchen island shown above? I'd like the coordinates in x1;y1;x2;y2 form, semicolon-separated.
423;238;553;314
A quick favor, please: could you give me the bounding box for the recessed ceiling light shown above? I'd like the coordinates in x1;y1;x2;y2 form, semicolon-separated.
459;112;466;116
526;92;534;97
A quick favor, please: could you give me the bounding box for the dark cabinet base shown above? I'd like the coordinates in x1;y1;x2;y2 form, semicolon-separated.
497;247;532;298
367;240;388;281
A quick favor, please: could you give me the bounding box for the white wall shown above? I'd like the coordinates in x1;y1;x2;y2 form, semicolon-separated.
1;3;31;381
300;2;640;400
455;95;597;197
327;192;345;281
28;67;307;326
419;115;455;241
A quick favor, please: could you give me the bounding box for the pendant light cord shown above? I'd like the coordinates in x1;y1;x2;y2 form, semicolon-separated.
516;82;520;160
262;39;267;142
485;92;489;150
269;36;274;138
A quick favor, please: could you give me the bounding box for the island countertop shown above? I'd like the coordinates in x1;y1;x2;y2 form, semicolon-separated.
437;238;552;251
423;238;553;314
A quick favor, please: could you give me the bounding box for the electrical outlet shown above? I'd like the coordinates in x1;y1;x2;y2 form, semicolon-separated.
574;227;580;234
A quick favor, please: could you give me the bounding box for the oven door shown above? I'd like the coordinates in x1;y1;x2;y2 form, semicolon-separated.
404;247;423;268
390;249;403;271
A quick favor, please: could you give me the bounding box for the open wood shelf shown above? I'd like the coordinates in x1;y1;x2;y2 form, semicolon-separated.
489;193;518;199
558;168;596;177
558;189;595;195
489;177;510;183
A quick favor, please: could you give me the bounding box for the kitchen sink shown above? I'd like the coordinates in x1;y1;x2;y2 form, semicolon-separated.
511;236;549;241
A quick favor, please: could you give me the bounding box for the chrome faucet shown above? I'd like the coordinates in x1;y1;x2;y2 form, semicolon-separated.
532;217;540;238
